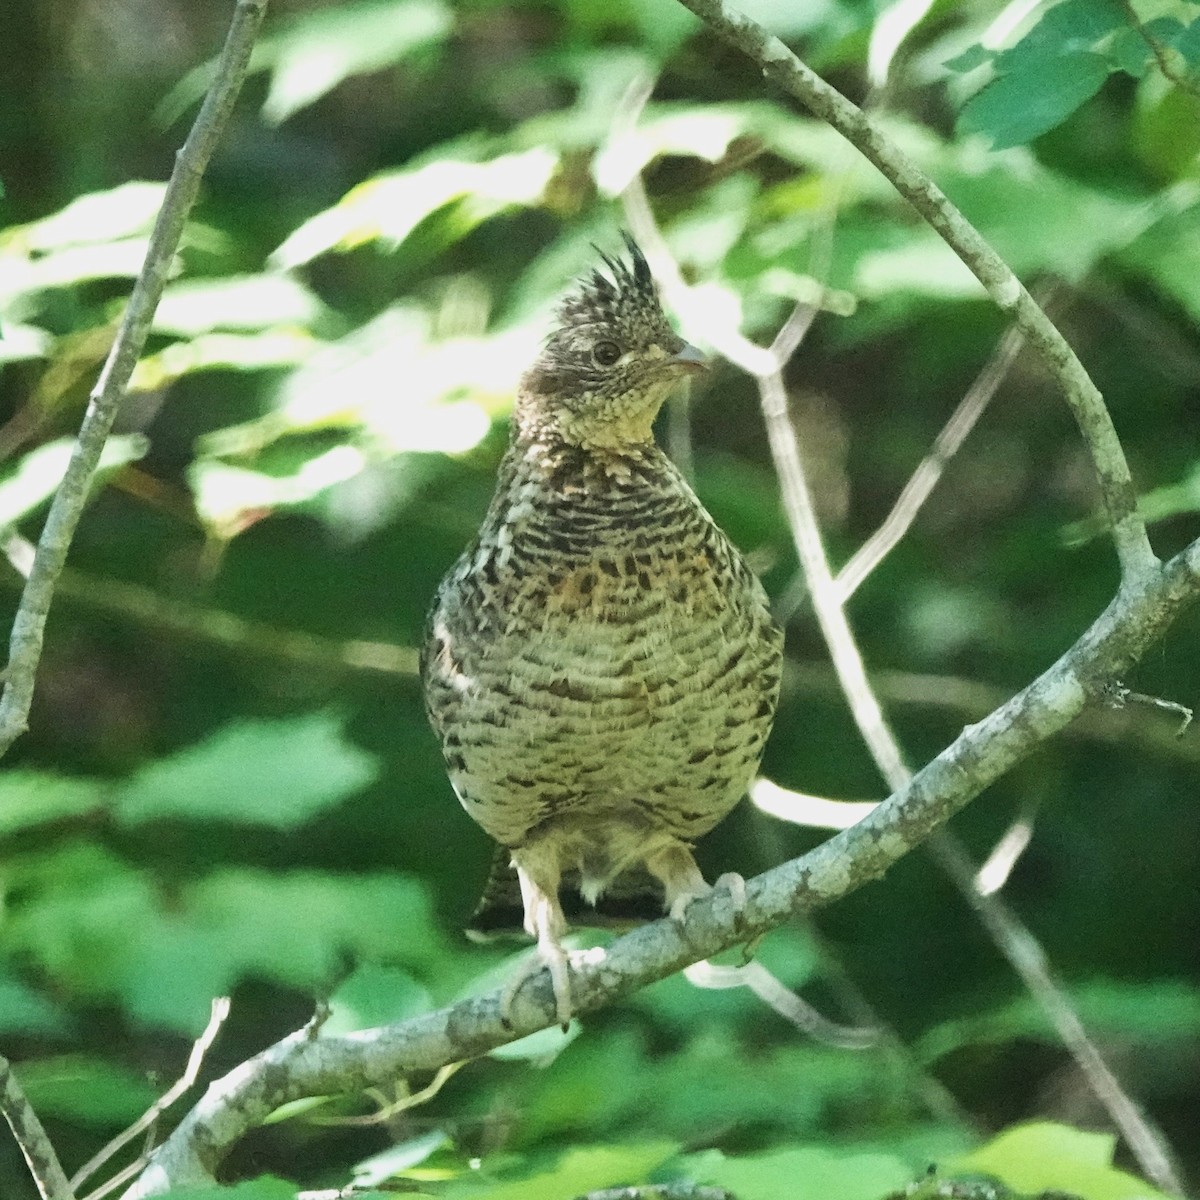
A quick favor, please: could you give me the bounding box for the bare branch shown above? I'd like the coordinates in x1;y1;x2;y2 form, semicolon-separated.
925;834;1184;1190
0;0;269;759
671;0;1155;581
685;961;878;1048
834;305;1036;604
71;997;231;1195
122;535;1200;1198
1;1054;76;1200
2;565;419;677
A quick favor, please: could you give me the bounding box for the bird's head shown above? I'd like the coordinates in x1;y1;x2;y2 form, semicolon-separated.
517;237;706;451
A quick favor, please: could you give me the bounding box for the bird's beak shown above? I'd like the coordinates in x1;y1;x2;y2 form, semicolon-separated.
671;342;708;374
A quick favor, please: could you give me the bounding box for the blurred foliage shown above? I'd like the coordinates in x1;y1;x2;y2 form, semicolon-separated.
1;0;1199;1196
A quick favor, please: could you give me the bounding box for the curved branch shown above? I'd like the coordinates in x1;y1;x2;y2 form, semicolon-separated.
0;0;269;758
124;538;1200;1198
672;0;1155;581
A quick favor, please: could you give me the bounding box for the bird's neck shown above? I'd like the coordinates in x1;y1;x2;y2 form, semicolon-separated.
510;392;665;488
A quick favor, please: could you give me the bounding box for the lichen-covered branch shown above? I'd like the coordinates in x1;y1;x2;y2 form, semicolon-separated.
0;0;269;758
671;0;1155;581
123;536;1200;1199
1;1055;75;1200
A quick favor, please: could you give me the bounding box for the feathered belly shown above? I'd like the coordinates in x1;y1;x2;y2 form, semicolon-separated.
426;566;781;848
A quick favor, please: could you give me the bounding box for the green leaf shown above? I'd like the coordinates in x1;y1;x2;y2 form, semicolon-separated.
1109;27;1155;76
4;181;164;252
159;0;452;127
0;972;72;1037
153;273;330;336
446;1142;678;1200
0;770;106;835
0;435;148;528
3;842;444;1031
688;1145;911;1200
131;330;319;390
323;962;434;1033
944;43;992;72
271;147;558;267
259;0;452;123
917;978;1200;1062
1172;15;1200;65
993;0;1129;71
958;52;1113;147
951;1122;1173;1200
115;712;379;828
0;322;52;364
172;1179;298;1200
16;1055;160;1127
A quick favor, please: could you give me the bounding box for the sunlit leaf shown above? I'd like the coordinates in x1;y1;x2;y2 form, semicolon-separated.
0;435;147;528
445;1142;678;1200
188;448;368;532
3;181;164;252
951;1122;1173;1200
353;1131;451;1185
115;711;379;828
153;273;331;336
271;147;558;267
131;329;319;391
0;239;153;305
261;0;453;123
0;321;53;364
687;1144;911;1200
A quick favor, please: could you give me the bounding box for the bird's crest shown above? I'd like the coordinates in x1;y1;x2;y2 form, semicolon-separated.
554;234;664;339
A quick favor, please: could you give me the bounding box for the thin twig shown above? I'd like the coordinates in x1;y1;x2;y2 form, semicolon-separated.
1;561;419;677
672;0;1155;581
0;0;269;758
685;960;878;1048
71;998;231;1193
924;834;1183;1190
834;300;1043;604
1;1055;76;1200
309;1062;463;1126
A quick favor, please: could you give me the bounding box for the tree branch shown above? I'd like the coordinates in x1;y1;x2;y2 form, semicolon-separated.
671;0;1155;582
123;538;1200;1198
1;1054;76;1200
0;0;269;758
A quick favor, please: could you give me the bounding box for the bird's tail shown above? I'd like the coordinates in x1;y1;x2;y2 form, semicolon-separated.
465;845;665;942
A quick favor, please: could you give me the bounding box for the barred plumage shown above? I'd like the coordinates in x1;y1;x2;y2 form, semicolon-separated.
422;238;783;1021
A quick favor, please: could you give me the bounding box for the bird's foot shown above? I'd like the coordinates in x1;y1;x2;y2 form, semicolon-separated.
668;871;747;923
500;939;595;1031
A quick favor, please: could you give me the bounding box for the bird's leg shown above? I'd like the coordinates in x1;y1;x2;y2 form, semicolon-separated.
645;842;711;921
647;844;747;927
498;853;573;1028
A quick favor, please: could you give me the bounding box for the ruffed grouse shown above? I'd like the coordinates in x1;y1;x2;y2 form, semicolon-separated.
422;238;783;1023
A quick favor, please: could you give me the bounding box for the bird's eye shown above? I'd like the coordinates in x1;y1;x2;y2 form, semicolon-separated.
592;340;621;367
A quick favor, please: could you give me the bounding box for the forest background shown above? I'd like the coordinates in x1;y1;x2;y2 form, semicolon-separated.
1;0;1200;1196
